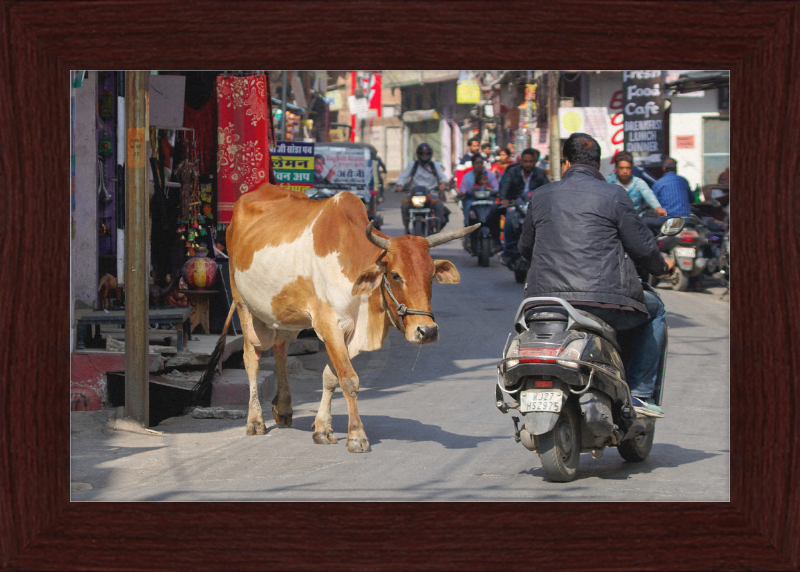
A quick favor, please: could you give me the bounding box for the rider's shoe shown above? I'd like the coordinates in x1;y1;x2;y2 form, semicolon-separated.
631;396;665;418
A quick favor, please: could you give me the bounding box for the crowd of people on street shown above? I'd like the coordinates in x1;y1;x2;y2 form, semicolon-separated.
386;131;730;419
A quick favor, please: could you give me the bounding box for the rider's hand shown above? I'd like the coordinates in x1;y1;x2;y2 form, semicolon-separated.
655;207;668;217
396;185;403;193
501;199;509;208
663;257;676;274
456;192;465;200
438;182;446;192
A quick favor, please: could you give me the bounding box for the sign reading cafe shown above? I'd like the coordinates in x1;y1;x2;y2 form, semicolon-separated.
622;70;665;167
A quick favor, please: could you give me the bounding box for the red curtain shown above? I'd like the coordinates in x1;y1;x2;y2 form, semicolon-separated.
215;74;272;224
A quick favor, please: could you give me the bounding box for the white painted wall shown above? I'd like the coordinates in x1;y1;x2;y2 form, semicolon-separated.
72;71;98;310
586;71;624;177
669;89;722;188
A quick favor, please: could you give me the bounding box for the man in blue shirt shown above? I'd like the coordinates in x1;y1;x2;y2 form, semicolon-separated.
606;151;666;216
651;158;693;217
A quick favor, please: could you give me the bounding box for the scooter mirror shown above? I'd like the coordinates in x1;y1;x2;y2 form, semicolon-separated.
660;217;685;236
304;188;319;199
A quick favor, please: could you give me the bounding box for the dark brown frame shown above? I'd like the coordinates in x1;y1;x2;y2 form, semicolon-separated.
1;1;798;569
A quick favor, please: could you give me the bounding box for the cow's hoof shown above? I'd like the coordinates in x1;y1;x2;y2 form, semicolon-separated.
346;437;371;453
246;422;266;436
312;429;338;444
272;406;293;428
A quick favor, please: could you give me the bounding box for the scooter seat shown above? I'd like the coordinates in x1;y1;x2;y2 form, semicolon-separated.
524;305;620;352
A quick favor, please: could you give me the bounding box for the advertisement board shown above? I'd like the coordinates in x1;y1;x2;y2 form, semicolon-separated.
622;70;666;166
269;141;314;193
313;146;371;193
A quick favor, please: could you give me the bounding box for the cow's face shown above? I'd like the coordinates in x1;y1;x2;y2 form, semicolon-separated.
353;234;462;345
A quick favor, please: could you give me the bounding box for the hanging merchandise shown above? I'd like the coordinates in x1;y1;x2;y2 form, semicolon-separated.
99;89;114;119
99;128;113;155
215;73;272;224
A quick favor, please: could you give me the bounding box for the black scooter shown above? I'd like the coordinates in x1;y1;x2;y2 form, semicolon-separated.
495;218;685;482
463;186;500;267
502;197;531;283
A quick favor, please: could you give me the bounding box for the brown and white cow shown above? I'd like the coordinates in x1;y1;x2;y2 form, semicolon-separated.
207;182;477;453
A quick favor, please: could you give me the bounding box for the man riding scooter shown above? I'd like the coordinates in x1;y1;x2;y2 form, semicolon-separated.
499;147;550;266
518;133;676;417
396;142;449;235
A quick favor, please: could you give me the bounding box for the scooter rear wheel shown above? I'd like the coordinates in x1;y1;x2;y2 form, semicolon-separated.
478;237;491;267
536;401;581;482
618;425;655;462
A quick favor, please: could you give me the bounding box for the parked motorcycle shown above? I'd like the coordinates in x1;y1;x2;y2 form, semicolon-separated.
495;218;685;482
503;197;531;283
463;186;501;267
644;213;711;291
406;185;441;237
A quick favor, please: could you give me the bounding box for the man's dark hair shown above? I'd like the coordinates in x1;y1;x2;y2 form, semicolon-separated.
468;136;480;146
614;151;634;165
663;157;678;172
562;133;601;170
521;147;539;160
314;154;324;163
471;153;484;164
481;143;491;150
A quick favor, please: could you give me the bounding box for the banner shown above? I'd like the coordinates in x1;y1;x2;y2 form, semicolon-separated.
457;79;480;104
558;107;609;139
622;70;665;167
269;140;314;193
313;146;370;191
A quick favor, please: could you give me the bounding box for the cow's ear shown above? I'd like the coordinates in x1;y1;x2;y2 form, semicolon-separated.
352;263;384;296
433;260;460;284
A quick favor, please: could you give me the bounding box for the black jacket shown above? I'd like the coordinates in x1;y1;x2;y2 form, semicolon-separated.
518;165;668;314
499;163;549;202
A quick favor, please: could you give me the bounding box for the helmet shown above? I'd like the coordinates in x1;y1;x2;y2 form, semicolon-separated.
416;143;433;165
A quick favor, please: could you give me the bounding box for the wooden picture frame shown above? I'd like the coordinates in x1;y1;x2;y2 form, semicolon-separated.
1;1;798;569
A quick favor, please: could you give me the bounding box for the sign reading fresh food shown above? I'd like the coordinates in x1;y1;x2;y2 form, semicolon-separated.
269;141;315;193
622;70;666;167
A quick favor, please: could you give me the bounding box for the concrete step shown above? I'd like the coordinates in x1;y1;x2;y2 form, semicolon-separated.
260;337;320;358
211;355;308;406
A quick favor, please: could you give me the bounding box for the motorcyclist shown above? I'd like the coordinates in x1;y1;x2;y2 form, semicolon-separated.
396;143;449;234
518;132;676;417
498;148;550;264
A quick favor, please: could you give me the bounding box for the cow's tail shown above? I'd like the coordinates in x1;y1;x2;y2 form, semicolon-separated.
191;303;237;406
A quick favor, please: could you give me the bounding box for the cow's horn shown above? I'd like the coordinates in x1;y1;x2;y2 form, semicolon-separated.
366;221;390;250
426;223;481;248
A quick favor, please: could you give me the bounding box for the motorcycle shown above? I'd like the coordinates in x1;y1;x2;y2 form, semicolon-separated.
644;213;712;292
503;197;531;283
406;185;441;237
495;218;685;482
463;186;501;267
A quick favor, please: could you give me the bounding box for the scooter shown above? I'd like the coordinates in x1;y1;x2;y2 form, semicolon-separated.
502;197;531;283
644;213;711;291
463;186;500;267
495;218;685;482
406;185;441;238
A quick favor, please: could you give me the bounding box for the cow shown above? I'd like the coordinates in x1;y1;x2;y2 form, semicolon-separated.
199;182;478;453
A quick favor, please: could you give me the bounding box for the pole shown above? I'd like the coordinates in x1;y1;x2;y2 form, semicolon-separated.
281;71;288;140
549;71;561;181
124;71;150;427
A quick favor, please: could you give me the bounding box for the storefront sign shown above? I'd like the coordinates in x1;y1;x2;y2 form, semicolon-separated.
313;146;370;191
675;135;695;149
269;140;314;193
326;90;342;111
457;80;480;104
622;70;665;166
558;107;609;139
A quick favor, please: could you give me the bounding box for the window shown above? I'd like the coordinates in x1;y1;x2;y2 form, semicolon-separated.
702;117;729;185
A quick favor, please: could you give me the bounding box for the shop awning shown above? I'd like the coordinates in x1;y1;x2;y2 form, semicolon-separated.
402;109;440;123
665;71;729;94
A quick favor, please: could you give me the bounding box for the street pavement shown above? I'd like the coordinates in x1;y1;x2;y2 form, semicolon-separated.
71;188;730;501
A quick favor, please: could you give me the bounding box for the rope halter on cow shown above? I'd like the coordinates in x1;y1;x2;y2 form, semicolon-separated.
365;221;480;334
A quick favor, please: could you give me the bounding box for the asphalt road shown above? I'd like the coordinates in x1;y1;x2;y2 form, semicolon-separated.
71;189;730;501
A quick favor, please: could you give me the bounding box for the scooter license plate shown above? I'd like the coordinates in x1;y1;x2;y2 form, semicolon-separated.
674;247;696;258
520;389;563;413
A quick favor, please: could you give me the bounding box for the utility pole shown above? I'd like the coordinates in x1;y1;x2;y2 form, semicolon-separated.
124;71;150;427
549;71;561;181
281;71;288;140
